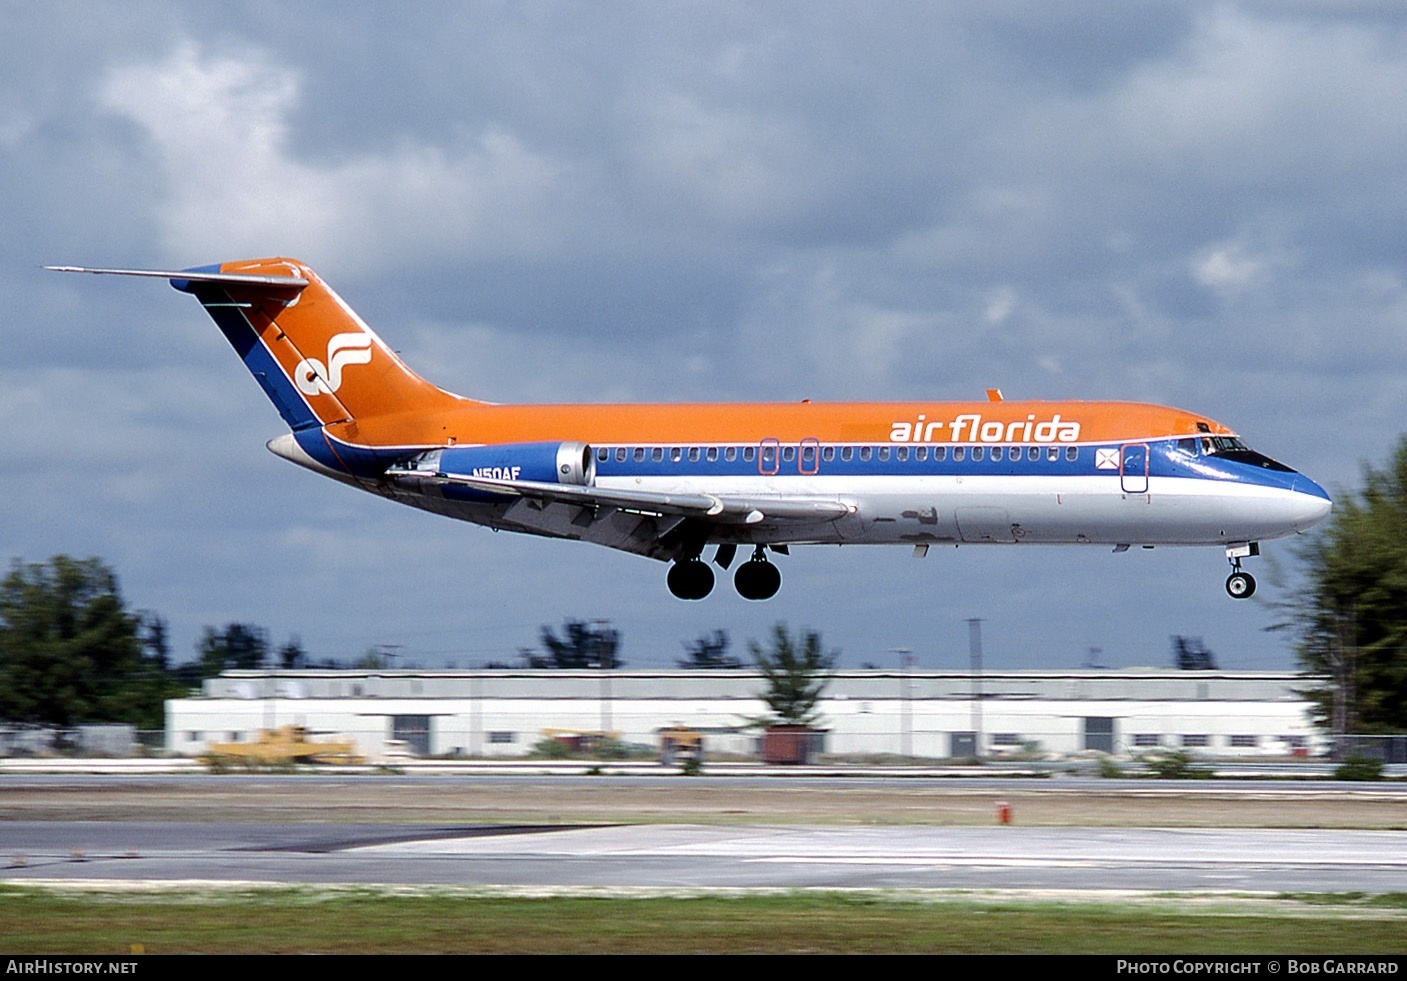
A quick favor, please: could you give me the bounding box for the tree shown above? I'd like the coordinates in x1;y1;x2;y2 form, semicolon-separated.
1287;436;1407;737
351;646;390;669
522;620;622;668
678;630;741;669
749;623;838;726
1171;635;1217;670
278;637;305;669
195;623;270;678
137;613;171;671
0;555;175;726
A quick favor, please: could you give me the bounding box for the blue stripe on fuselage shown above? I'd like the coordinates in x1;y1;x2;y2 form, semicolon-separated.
584;437;1318;490
1150;441;1312;493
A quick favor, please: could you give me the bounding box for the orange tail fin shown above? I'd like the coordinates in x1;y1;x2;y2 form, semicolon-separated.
173;257;469;432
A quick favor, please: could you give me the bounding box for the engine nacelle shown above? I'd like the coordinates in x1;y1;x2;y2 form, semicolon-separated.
414;440;595;491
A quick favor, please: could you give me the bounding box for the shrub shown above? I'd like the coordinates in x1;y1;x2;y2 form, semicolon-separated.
1334;756;1384;781
1142;749;1213;779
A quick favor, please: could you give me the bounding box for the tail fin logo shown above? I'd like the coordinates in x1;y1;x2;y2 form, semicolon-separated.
293;333;373;396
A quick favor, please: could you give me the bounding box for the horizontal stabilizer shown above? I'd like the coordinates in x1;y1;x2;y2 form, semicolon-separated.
46;266;309;289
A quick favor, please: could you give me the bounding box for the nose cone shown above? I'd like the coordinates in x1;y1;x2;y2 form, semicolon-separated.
1292;475;1333;532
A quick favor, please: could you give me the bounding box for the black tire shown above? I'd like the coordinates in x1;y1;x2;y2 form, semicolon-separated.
1225;571;1256;599
734;559;782;600
667;559;714;600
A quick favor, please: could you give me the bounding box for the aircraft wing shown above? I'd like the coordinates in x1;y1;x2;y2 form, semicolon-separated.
386;468;852;525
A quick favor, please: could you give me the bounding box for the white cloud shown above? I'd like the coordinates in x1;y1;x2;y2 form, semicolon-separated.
95;42;568;273
1107;7;1407;187
984;288;1017;325
1191;242;1267;290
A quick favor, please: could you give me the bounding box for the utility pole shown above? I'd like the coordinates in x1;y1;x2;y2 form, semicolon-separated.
889;648;913;758
593;619;614;738
966;618;984;759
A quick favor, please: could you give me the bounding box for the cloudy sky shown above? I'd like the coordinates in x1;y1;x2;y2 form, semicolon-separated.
5;1;1406;672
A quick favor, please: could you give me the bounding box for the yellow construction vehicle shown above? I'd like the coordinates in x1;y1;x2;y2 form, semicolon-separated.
202;725;364;766
659;725;704;765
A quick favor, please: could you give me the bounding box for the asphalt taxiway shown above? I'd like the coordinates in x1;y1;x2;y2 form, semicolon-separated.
3;820;1405;893
3;773;1404;894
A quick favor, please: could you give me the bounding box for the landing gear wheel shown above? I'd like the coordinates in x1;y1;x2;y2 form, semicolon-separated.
1225;571;1256;599
667;559;715;600
734;559;781;600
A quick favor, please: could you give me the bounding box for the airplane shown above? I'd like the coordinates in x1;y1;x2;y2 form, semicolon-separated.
50;257;1331;602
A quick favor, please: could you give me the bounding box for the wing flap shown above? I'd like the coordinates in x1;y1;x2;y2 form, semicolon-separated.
388;469;851;524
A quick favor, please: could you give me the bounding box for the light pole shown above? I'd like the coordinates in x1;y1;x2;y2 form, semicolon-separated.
966;618;984;759
592;619;614;738
889;647;914;759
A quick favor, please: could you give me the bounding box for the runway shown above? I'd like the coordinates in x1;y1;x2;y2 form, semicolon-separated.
3;821;1404;893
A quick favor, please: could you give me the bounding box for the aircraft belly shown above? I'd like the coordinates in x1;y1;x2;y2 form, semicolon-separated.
379;471;1316;556
803;475;1316;547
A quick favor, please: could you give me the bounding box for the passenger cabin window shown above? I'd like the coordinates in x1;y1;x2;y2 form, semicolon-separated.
616;447;627;462
822;446;835;462
743;446;756;462
634;447;646;462
953;447;965;461
972;446;984;461
841;447;853;462
990;447;1002;462
688;447;700;462
1065;447;1079;462
652;447;664;462
915;447;928;461
725;446;737;462
597;448;609;462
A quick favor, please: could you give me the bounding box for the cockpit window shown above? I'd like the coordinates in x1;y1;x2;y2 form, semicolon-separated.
1202;436;1249;454
1201;435;1294;472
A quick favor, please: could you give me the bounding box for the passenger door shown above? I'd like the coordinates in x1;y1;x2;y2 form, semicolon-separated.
1120;443;1149;495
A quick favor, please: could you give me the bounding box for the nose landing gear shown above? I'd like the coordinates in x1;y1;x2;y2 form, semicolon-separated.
1224;543;1259;600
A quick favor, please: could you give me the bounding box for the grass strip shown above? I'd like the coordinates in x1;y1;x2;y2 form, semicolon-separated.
2;886;1406;954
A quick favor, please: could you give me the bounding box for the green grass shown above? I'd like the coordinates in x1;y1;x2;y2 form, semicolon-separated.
2;886;1405;954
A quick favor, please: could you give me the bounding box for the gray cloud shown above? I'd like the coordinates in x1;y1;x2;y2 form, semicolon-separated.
5;2;1406;669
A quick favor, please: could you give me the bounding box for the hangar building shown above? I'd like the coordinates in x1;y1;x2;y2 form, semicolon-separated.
166;668;1323;761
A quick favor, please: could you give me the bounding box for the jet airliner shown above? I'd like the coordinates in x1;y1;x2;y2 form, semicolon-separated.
51;258;1332;601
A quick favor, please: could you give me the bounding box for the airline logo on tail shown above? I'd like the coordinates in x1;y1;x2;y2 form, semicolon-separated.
294;333;372;396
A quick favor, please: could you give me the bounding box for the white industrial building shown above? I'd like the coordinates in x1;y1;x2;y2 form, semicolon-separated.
166;668;1325;761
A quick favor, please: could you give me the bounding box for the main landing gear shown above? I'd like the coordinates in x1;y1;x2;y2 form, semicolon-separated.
1225;543;1259;600
667;545;782;601
667;557;714;600
734;547;782;601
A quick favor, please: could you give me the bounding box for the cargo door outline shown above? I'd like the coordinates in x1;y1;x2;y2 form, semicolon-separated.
758;437;780;476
